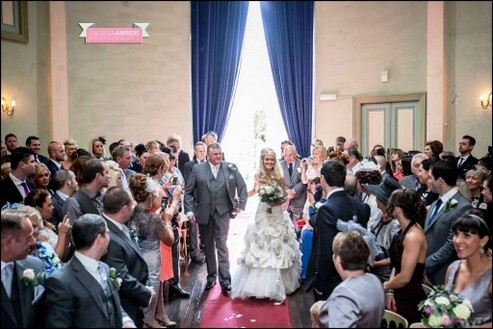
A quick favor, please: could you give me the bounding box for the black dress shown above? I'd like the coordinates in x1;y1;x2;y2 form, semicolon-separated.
388;222;427;323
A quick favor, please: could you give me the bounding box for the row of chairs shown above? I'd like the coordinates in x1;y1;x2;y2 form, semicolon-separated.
381;284;433;328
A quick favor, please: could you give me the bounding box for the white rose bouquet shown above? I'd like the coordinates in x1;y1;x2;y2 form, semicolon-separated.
418;285;475;328
257;183;287;213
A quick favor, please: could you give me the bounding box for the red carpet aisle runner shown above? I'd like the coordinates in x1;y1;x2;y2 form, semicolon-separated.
199;284;292;328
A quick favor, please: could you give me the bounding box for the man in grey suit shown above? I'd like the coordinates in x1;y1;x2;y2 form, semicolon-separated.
44;214;136;328
400;153;426;191
100;187;154;327
184;143;248;292
1;209;45;328
279;145;307;228
424;160;471;286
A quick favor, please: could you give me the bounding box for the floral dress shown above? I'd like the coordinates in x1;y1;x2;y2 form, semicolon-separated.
31;241;62;276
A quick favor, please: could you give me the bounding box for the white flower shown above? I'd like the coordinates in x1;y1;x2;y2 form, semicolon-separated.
227;163;237;171
428;314;442;328
435;296;450;306
453;303;472;320
296;167;301;173
23;269;35;280
116;277;123;285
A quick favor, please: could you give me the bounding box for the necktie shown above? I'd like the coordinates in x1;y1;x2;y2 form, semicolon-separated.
121;225;132;241
426;198;443;229
2;263;13;298
213;165;219;178
415;181;421;191
97;264;109;292
457;157;464;167
34;154;39;163
288;163;293;176
20;182;30;197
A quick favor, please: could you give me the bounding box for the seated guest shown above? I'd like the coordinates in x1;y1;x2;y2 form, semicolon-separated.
0;147;36;207
445;212;491;327
43;213;136;328
313;231;385;328
25;189;72;262
50;170;79;230
384;189;428;323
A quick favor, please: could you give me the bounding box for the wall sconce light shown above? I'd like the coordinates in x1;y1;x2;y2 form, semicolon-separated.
480;92;492;110
1;97;15;116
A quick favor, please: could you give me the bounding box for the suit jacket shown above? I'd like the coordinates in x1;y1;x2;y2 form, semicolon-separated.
46;159;61;177
1;256;45;328
44;257;124;328
36;154;49;165
0;175;36;208
400;174;419;191
183;159;199;185
100;216;152;326
279;159;307;212
313;190;370;300
184;161;247;224
456;155;478;181
177;150;191;176
424;191;471;285
50;192;66;229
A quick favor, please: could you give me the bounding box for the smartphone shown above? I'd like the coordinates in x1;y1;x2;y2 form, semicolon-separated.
170;176;178;186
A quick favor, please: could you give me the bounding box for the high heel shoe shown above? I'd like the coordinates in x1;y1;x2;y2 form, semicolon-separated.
155;317;177;327
143;320;165;328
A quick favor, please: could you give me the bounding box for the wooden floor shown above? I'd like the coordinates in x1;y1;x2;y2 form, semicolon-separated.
164;202;315;328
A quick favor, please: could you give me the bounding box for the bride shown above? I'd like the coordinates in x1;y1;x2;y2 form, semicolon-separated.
231;148;301;302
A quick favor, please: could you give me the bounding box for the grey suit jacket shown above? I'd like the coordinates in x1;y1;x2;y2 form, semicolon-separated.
44;257;124;328
400;174;418;190
184;161;247;225
280;159;307;212
100;216;151;325
1;256;45;328
424;191;471;285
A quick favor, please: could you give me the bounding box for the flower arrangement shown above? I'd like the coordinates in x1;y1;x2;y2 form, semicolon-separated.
129;227;138;240
257;183;287;213
22;268;44;286
109;267;122;291
418;285;475;328
444;199;458;213
227;163;238;172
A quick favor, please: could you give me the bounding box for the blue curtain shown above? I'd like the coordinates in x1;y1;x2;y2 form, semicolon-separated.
191;1;249;143
260;1;314;157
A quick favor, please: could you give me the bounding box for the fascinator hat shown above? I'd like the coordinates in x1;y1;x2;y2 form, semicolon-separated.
362;176;402;204
355;158;382;185
145;175;160;197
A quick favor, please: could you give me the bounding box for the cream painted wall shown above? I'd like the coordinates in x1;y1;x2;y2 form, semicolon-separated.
1;1;491;158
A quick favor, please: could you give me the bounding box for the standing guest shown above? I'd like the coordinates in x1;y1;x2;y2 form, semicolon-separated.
457;135;479;181
46;141;66;177
416;158;440;207
4;133;18;155
184;142;247;292
301;145;327;184
24;189;72;262
312;160;370;301
50;170;78;230
25;136;49;164
31;163;54;195
424;140;443;160
63;158;110;224
44;214;136;328
444;212;492;327
146;140;161;155
130;144;149;174
279;139;295;159
182;141;207;264
104;160;124;190
0;147;36;208
128;174;179;328
345;149;363;176
100;187;155;327
327;136;346;154
1;209;44;328
465;165;489;210
400;153;427;191
424;160;471;285
280;144;307;230
61;138;78;170
313;231;385;328
383;189;428;323
343;138;359;152
481;176;492;253
166;134;190;176
390;148;404;175
89;136;108;160
70;153;92;186
1;162;11;180
231;148;301;302
111;145;136;191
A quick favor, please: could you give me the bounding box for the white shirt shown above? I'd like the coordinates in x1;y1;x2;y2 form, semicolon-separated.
74;252;101;284
56;190;70;201
9;172;29;198
435;187;459;213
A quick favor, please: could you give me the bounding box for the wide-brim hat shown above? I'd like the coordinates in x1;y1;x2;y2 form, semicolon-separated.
362;176;402;204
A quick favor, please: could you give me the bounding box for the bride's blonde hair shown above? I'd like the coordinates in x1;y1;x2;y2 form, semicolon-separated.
255;148;283;184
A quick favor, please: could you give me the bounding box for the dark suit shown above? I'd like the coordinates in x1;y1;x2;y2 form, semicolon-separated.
0;175;36;208
1;256;45;328
182;158;203;257
313;190;370;301
50;192;66;230
177;150;191;176
424;191;471;285
44;257;124;328
279;159;307;214
456;155;478;181
46;159;62;177
100;216;152;326
36;154;49;165
184;161;247;285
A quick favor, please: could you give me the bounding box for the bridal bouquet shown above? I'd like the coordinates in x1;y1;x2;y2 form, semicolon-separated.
258;183;287;213
418;285;475;328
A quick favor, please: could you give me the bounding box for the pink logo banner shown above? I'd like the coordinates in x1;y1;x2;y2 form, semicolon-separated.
86;28;142;44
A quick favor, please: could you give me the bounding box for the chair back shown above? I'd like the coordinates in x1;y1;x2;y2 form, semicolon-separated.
421;283;433;296
381;310;409;328
409;322;426;328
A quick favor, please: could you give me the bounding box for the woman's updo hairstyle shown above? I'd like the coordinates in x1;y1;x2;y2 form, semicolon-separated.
387;189;427;227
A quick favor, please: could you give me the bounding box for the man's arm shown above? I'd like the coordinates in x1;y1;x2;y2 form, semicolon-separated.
62;197;82;225
44;276;74;328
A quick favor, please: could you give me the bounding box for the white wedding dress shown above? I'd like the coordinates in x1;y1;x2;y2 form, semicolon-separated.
231;201;301;302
